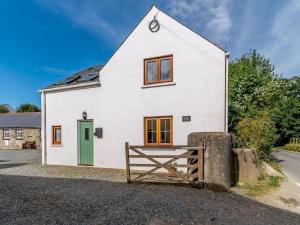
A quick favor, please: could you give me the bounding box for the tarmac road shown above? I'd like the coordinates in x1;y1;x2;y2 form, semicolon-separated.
273;150;300;185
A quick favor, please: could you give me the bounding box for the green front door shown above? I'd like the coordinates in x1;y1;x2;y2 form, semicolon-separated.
79;120;94;165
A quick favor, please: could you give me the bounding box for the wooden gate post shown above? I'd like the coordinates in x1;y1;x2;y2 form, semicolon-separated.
197;143;205;188
125;142;131;183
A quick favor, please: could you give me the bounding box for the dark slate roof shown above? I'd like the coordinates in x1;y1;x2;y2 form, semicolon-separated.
0;112;41;128
46;65;104;89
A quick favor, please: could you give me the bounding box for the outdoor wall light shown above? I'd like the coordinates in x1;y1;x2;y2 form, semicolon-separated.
82;111;87;120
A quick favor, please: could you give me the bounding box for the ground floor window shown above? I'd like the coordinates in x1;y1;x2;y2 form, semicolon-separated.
52;126;62;145
3;129;10;139
144;116;173;145
16;129;23;139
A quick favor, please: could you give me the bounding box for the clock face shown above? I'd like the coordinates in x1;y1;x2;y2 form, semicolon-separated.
149;19;160;33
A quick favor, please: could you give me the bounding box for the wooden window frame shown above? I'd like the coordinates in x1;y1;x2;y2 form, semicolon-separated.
144;55;173;85
52;125;62;145
144;116;173;146
3;129;10;140
16;129;23;139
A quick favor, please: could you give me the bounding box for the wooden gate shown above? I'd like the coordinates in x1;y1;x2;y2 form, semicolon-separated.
125;142;205;187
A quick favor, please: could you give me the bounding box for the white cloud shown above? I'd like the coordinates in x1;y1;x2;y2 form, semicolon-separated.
166;0;232;41
34;0;299;77
263;0;300;76
41;66;71;76
36;0;117;40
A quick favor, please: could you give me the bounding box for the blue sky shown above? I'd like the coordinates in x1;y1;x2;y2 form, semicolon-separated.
0;0;299;108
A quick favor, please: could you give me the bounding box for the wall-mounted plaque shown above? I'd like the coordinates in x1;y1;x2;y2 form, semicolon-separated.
182;116;191;122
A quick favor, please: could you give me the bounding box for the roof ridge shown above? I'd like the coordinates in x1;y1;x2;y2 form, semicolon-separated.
0;112;41;115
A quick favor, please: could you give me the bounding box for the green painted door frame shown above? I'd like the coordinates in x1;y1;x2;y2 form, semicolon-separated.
78;120;94;165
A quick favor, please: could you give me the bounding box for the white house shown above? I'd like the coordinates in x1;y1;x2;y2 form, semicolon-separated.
40;5;229;169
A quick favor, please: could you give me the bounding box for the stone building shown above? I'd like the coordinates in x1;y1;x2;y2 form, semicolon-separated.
0;112;41;149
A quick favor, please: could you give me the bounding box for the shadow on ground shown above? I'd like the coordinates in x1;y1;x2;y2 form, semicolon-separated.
0;163;26;169
272;157;285;163
0;174;299;225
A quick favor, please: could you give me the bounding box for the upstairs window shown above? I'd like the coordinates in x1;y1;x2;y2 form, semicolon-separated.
52;126;62;145
144;116;173;145
16;129;23;139
144;55;173;85
3;129;10;139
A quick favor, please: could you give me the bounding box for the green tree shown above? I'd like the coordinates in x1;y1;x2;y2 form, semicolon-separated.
229;50;278;131
16;104;41;112
229;50;300;149
0;105;10;113
275;76;300;144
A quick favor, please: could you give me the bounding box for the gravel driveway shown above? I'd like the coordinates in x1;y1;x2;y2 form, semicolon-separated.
0;150;126;182
1;150;300;225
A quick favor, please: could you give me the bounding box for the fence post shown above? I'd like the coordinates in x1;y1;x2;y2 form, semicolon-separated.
197;143;204;188
125;142;131;183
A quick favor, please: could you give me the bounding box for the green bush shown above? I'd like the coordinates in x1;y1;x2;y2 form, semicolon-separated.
16;103;40;112
282;143;300;153
0;105;9;113
235;112;277;160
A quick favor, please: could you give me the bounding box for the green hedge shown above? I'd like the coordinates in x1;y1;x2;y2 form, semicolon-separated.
235;113;277;161
283;144;300;153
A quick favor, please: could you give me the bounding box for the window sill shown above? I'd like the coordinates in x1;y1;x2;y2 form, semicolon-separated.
2;138;10;140
141;82;176;89
51;144;63;147
143;148;175;151
143;144;174;149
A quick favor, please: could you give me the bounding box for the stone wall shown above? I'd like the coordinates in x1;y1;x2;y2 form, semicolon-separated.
231;148;260;184
0;128;41;149
188;132;232;191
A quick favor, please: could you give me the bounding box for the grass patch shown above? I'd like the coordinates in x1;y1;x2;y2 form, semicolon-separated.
268;160;283;174
237;175;284;197
282;143;300;153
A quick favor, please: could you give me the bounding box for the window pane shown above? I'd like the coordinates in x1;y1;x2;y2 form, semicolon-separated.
16;129;23;138
147;61;157;82
165;132;170;143
160;119;166;130
160;118;171;143
147;119;157;143
160;119;170;132
56;128;61;142
3;129;9;138
85;128;89;140
160;59;171;81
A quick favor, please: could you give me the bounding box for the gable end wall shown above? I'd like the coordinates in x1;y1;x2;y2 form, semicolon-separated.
43;6;227;169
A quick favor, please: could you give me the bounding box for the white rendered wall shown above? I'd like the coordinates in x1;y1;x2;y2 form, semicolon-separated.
44;6;227;169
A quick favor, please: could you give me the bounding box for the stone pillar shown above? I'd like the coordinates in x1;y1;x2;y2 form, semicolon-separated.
188;132;232;191
231;148;260;184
